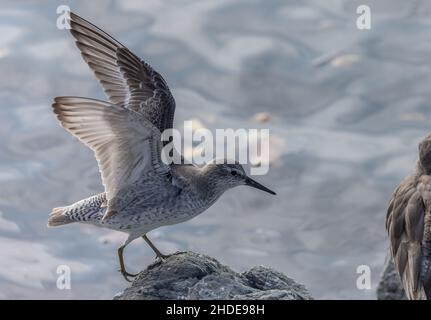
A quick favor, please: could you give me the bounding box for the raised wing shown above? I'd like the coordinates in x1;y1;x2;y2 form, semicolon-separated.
68;12;176;133
386;174;431;299
53;97;170;220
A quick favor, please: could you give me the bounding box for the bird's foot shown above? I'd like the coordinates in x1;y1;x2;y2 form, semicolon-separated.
119;269;138;282
172;250;187;256
155;253;169;261
155;251;186;261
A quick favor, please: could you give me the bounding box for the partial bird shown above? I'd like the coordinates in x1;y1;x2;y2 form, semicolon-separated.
48;12;276;281
386;134;431;299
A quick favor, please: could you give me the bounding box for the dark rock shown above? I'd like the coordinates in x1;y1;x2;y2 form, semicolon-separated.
376;252;406;300
114;251;312;300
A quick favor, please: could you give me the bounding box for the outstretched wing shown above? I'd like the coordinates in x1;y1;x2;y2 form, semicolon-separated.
53;97;170;220
68;12;176;133
386;174;431;300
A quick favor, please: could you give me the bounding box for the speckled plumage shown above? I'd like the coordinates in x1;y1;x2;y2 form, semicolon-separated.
386;134;431;300
48;12;276;281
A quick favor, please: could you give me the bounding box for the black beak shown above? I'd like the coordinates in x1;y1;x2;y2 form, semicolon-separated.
245;177;276;195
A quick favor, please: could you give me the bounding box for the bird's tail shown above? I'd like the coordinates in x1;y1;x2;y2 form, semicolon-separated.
47;207;74;227
47;193;106;227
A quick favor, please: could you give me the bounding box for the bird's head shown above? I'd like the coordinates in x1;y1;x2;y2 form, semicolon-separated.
419;134;431;173
203;160;276;195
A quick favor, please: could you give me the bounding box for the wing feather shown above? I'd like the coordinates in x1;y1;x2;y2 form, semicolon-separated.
52;96;170;220
386;174;430;299
68;12;176;132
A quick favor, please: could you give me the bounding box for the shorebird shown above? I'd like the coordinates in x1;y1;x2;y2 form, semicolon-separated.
386;134;431;299
48;12;276;281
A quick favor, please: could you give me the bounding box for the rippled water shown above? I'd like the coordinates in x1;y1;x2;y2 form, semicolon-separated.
1;0;431;299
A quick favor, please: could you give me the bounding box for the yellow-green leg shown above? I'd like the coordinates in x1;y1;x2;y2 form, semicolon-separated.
142;234;169;259
117;244;138;282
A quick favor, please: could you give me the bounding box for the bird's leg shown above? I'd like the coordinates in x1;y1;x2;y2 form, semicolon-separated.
142;234;169;260
117;244;138;282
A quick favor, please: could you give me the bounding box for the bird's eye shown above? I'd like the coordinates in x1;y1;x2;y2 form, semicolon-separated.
231;170;238;176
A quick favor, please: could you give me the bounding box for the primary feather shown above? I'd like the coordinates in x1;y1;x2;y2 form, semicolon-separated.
68;12;176;133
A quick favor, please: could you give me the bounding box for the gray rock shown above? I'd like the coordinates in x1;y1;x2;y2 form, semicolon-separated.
114;251;312;300
376;252;406;300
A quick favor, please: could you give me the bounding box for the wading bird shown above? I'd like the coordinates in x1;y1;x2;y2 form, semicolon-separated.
48;12;276;281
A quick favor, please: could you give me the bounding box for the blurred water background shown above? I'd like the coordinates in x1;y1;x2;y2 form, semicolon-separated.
1;0;431;299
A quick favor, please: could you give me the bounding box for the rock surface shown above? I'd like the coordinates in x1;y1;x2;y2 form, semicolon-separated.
376;252;406;300
114;251;312;300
